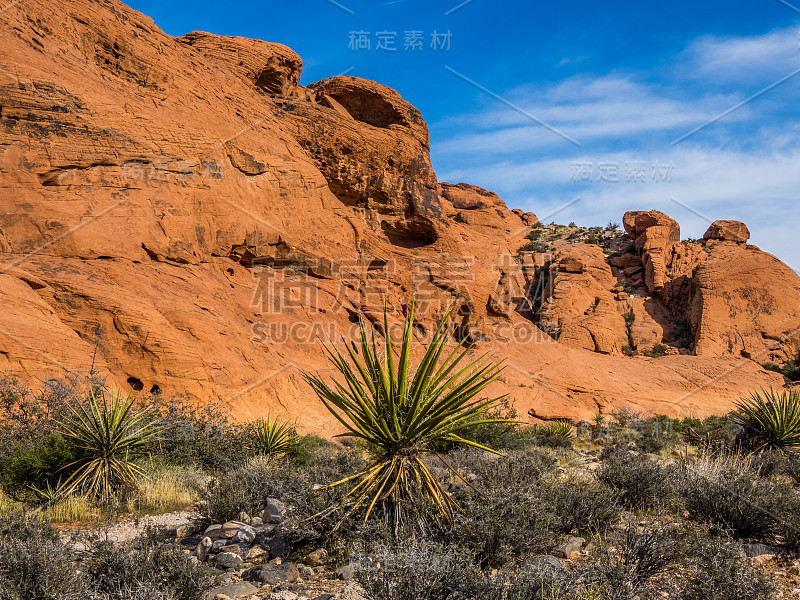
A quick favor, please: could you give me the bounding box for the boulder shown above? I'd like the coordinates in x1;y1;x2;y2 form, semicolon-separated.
214;552;244;571
232;525;256;544
703;220;750;243
195;536;213;562
221;521;248;539
303;548;328;567
202;582;258;600
261;498;286;524
242;563;300;585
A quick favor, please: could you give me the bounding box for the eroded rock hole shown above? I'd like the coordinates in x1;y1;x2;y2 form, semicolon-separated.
127;376;143;391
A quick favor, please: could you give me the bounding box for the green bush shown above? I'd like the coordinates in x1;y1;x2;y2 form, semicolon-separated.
644;343;669;358
0;373;97;466
2;434;80;501
288;434;331;466
685;414;739;452
634;415;685;453
432;398;521;453
674;320;693;349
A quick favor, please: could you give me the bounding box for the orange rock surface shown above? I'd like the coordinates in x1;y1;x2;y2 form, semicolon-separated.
0;0;797;432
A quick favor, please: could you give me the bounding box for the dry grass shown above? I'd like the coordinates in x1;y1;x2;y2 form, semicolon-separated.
127;465;204;513
40;494;98;523
0;488;22;515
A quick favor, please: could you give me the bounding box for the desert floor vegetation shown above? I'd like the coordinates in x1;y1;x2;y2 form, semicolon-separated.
1;355;800;599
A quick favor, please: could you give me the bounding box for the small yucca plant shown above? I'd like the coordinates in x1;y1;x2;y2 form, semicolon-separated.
58;390;161;502
303;303;510;528
732;388;800;453
253;416;298;457
531;419;575;440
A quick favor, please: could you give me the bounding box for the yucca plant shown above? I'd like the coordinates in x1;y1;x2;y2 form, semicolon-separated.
58;390;161;502
302;303;511;528
732;388;800;453
253;415;298;457
531;419;575;440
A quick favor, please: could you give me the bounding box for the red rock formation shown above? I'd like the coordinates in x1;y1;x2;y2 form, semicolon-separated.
623;210;681;293
703;220;750;244
0;0;795;430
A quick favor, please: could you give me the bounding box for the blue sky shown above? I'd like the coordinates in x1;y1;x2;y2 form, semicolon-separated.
127;0;800;269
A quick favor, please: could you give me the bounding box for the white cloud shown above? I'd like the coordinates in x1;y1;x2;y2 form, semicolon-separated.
678;27;800;82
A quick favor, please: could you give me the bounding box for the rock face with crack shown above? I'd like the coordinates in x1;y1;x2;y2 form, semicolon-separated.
0;0;796;428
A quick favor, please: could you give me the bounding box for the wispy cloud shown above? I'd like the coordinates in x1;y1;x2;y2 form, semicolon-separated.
678;27;800;82
431;25;800;267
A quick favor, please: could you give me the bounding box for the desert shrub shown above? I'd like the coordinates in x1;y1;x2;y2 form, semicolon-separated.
674;319;692;349
680;453;800;544
433;398;524;453
0;373;102;472
87;530;214;600
685;414;739;452
0;513;89;600
597;448;674;510
449;446;558;489
2;433;81;501
446;449;561;566
144;395;252;471
584;522;681;600
747;449;788;479
541;474;622;535
356;540;487;600
633;415;683;453
644;343;669;358
202;448;374;550
678;530;776;600
288;434;330;466
782;452;800;485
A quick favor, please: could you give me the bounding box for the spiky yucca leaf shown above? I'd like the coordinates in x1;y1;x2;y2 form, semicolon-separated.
254;415;298;457
302;303;510;527
732;388;800;453
58;390;161;501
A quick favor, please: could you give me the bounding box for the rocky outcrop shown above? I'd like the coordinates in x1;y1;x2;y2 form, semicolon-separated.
0;0;795;428
177;32;302;96
622;210;681;293
690;242;800;361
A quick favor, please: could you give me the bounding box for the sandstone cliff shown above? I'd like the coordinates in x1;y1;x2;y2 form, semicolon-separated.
0;0;796;431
